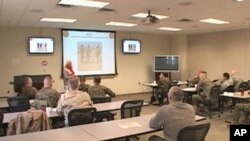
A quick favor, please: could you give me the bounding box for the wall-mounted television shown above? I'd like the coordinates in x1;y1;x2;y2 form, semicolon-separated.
29;37;54;54
154;55;179;72
122;39;141;54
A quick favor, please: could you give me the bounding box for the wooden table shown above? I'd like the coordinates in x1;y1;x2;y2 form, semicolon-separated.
0;126;98;141
3;100;149;124
79;114;206;141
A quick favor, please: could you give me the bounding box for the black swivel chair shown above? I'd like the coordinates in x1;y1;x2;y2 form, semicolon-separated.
0;112;4;136
7;96;30;112
121;100;144;119
203;85;221;118
67;107;97;126
177;122;210;141
92;97;115;122
238;81;248;91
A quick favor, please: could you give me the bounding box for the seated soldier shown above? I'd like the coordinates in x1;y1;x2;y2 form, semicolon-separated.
56;76;93;125
79;76;90;92
88;76;115;98
232;103;250;124
33;76;60;109
155;73;170;105
19;77;37;99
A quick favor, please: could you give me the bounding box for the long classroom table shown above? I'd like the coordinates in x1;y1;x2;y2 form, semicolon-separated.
3;100;149;124
79;114;206;141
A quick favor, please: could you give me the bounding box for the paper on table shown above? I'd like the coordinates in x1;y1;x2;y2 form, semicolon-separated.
118;122;142;129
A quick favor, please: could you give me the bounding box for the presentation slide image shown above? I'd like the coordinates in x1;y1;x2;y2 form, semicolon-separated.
77;42;102;71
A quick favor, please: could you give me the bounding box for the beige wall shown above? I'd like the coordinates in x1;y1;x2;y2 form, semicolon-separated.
0;27;170;96
169;35;188;81
187;29;250;81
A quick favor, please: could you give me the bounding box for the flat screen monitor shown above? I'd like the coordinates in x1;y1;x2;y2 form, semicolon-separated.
122;39;141;54
29;37;54;54
62;29;117;76
154;55;179;72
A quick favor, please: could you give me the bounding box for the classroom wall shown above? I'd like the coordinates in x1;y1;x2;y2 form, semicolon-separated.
0;27;170;96
169;35;188;81
187;29;250;81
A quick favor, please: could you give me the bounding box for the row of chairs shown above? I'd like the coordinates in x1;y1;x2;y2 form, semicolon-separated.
68;99;144;126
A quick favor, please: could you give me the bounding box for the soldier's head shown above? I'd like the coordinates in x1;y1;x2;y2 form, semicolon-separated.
230;69;237;77
199;71;207;80
80;76;86;84
68;76;79;91
93;76;101;85
168;86;184;103
44;76;53;88
159;73;168;80
24;77;33;87
223;72;230;81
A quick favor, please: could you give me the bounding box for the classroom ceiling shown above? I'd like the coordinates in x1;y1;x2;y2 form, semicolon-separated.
0;0;250;35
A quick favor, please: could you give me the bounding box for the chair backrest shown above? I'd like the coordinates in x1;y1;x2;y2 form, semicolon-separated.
0;112;3;136
209;85;221;104
121;100;143;119
7;96;30;112
92;97;111;104
224;85;234;92
238;82;248;91
67;107;97;126
177;122;210;141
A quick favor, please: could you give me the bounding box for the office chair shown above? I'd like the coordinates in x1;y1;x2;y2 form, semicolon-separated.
7;96;30;112
121;100;144;119
92;97;115;122
177;122;210;141
203;85;221;118
224;85;235;92
238;82;248;91
0;112;4;136
67;107;96;126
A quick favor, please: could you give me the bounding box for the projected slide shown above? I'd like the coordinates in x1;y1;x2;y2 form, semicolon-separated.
62;30;116;76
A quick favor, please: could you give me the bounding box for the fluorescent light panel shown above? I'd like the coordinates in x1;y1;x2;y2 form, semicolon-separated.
158;27;182;31
132;13;168;20
40;18;77;23
106;22;137;27
200;18;229;24
58;0;110;8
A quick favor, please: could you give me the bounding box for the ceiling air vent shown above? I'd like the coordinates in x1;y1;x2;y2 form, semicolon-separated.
178;19;193;22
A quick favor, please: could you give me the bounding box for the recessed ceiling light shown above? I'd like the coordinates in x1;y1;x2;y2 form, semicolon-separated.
157;27;182;31
131;13;168;20
58;0;110;8
200;18;229;24
106;22;137;27
40;18;77;23
233;0;245;2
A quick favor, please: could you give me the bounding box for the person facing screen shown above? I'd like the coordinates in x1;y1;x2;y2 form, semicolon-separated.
88;76;115;98
19;77;37;99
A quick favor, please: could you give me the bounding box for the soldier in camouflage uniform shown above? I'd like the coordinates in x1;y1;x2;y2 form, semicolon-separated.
156;73;170;104
88;76;115;98
20;77;37;99
79;76;90;92
233;103;250;124
34;76;60;108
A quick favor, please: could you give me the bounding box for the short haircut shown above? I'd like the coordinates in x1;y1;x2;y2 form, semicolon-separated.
94;76;101;84
80;76;86;82
68;76;79;90
161;73;168;77
223;72;230;80
200;71;207;74
169;86;184;101
44;75;52;81
24;77;32;85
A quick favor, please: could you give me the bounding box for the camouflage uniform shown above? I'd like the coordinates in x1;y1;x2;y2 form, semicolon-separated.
192;77;213;112
35;87;60;108
188;76;200;87
79;83;91;92
231;76;243;91
233;103;250;124
88;85;115;98
20;86;37;99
